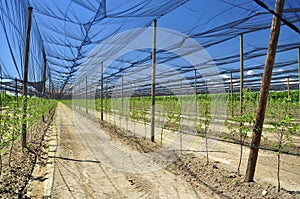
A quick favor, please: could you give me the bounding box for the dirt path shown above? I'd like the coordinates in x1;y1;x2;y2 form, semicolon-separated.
52;103;212;198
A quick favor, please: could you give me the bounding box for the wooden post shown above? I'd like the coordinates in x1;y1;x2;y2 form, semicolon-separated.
230;72;233;96
151;19;157;142
0;76;2;95
0;80;1;116
230;72;234;117
42;50;47;97
22;7;33;149
240;34;244;116
238;35;245;176
121;76;124;116
180;80;183;153
245;0;285;182
106;82;108;121
205;82;208;100
89;87;92;115
101;62;104;120
52;84;55;99
287;77;290;99
78;83;80;110
130;82;132;113
180;80;183;106
194;69;197;117
15;78;18;104
298;47;300;110
0;67;2;96
48;74;51;99
118;84;122;127
85;77;88;114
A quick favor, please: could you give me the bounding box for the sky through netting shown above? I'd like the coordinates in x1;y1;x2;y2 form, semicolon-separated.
0;0;299;97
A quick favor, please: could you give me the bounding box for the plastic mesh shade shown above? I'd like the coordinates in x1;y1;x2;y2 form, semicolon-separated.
0;0;299;96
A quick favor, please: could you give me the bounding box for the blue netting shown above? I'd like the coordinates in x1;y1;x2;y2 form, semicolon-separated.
0;0;299;97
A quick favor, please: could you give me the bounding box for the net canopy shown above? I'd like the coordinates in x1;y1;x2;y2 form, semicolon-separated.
0;0;299;97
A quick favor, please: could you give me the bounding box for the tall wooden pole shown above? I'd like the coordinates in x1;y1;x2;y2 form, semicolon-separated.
15;78;18;104
101;62;104;120
180;80;183;153
119;84;122;126
240;34;244;116
238;35;245;176
298;47;300;107
151;19;157;142
121;76;124;116
205;82;208;100
130;82;132;112
106;82;108;120
42;50;47;97
0;67;2;95
85;77;88;114
287;77;290;98
230;72;234;117
230;72;233;97
22;7;33;149
48;74;51;99
180;80;183;106
78;83;80;110
194;69;197;117
245;0;285;182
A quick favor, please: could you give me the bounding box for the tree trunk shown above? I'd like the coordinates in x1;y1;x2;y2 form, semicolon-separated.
244;0;285;182
205;133;209;165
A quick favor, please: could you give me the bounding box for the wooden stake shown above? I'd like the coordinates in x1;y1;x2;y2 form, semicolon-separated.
15;78;18;104
21;7;33;149
78;83;80;110
101;62;104;120
287;77;290;98
298;47;300;107
85;77;88;114
121;76;124;116
180;80;183;153
205;82;208;100
106;82;108;121
230;72;233;96
239;34;244;176
194;69;197;117
240;34;244;116
42;50;47;97
245;0;285;182
130;82;132;113
238;34;245;176
230;72;234;117
151;19;157;142
48;74;51;99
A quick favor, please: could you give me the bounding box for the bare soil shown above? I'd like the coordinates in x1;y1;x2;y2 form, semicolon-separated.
17;103;299;198
98;118;298;199
0;108;55;199
52;103;210;198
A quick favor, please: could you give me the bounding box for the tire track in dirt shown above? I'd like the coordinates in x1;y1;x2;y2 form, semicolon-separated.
126;174;159;199
53;106;100;198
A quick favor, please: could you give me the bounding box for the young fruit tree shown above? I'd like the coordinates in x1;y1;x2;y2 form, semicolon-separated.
269;99;300;192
